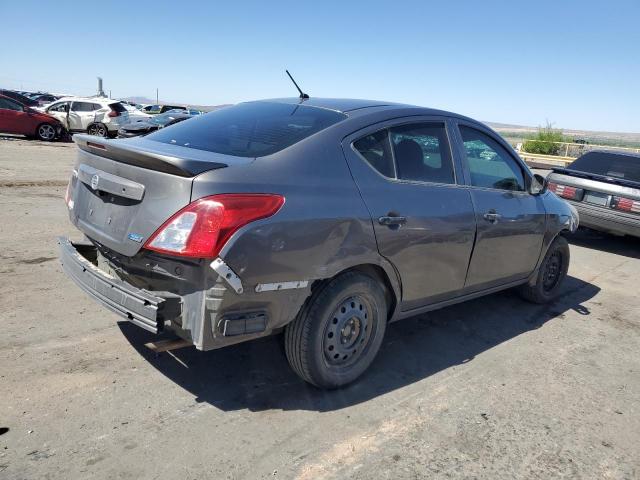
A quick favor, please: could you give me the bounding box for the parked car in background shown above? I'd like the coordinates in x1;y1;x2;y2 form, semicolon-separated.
122;103;151;123
171;108;203;115
547;150;640;237
43;97;130;137
117;111;196;138
59;98;578;389
142;104;186;114
0;89;40;107
31;93;60;106
0;94;62;140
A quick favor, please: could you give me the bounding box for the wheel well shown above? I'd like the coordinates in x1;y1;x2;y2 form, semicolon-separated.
310;264;398;322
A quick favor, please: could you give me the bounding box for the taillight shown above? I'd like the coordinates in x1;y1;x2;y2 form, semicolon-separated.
548;182;583;200
108;108;120;117
144;194;285;258
611;196;640;214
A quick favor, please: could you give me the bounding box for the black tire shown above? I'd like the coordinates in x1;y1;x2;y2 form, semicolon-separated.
284;271;388;389
87;123;108;137
35;123;57;141
518;235;570;304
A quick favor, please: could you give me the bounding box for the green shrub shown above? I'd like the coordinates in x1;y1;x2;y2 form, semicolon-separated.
523;122;565;155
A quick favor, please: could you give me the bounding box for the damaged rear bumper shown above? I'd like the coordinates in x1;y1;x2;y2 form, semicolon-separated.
57;236;181;333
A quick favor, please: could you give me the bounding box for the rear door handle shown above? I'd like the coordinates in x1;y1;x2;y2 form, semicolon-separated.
378;215;407;226
483;211;502;223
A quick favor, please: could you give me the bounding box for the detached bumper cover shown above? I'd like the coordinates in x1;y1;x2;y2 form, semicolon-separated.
57;237;180;333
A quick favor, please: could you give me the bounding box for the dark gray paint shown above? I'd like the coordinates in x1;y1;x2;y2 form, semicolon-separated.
61;98;578;351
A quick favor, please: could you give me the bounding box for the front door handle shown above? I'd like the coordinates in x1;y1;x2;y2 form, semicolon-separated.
483;211;502;223
378;215;407;226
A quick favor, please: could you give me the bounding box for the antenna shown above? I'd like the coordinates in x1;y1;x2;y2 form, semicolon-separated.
285;70;309;99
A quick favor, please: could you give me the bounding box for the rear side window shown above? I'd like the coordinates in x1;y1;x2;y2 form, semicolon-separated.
460;126;525;191
147;102;347;157
353;122;455;184
390;123;455;184
353;130;395;178
569;152;640;183
71;102;94;112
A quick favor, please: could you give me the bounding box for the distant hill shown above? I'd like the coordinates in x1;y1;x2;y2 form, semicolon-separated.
487;122;640;147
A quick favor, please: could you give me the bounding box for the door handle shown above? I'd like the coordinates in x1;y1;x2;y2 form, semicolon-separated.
378;215;407;226
483;211;502;223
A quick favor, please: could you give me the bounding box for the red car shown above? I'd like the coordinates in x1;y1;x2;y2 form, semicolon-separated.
0;94;62;141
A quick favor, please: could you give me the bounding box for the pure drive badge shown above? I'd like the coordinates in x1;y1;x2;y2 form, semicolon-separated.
90;174;99;190
128;233;144;243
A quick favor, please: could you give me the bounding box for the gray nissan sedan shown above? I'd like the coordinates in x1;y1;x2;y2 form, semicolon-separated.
59;98;578;388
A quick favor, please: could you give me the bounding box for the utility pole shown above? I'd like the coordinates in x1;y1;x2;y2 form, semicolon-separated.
156;88;159;104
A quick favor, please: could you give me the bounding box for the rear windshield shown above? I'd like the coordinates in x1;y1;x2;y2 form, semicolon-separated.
569;151;640;183
109;102;127;113
147;101;347;157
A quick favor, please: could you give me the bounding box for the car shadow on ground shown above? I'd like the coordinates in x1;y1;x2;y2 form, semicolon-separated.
119;275;599;412
569;228;640;260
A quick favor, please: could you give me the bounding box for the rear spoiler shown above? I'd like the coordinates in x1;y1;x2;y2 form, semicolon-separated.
74;135;228;177
552;167;640;190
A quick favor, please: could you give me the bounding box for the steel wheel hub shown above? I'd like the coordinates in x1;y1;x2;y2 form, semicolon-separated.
543;251;562;291
324;296;371;366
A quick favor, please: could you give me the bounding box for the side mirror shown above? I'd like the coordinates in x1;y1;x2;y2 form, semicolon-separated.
530;173;548;195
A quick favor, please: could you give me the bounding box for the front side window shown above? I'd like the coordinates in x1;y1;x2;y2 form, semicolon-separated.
460;126;525;191
390;123;455;184
48;102;69;113
0;98;22;111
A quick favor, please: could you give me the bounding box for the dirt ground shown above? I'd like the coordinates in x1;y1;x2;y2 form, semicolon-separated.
1;138;639;479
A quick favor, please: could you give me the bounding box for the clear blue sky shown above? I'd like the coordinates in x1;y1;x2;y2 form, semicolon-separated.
2;0;639;132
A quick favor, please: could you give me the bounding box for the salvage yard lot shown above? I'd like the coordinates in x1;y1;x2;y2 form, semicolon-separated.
1;138;639;479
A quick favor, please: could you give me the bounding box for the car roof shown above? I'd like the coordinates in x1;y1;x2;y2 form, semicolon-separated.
53;96;121;104
253;97;471;120
260;97;407;113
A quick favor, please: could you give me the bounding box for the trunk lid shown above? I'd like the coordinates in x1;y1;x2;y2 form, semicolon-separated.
68;135;252;257
550;168;640;201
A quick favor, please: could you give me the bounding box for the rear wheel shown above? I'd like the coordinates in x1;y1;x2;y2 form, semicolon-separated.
518;235;570;303
35;123;56;141
284;271;387;389
87;123;108;137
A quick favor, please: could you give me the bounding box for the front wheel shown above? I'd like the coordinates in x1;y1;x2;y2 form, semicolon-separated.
35;123;57;141
285;271;388;389
87;123;108;137
518;235;570;303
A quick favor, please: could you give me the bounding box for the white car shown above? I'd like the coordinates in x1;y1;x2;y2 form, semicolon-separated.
41;97;130;137
122;103;151;123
